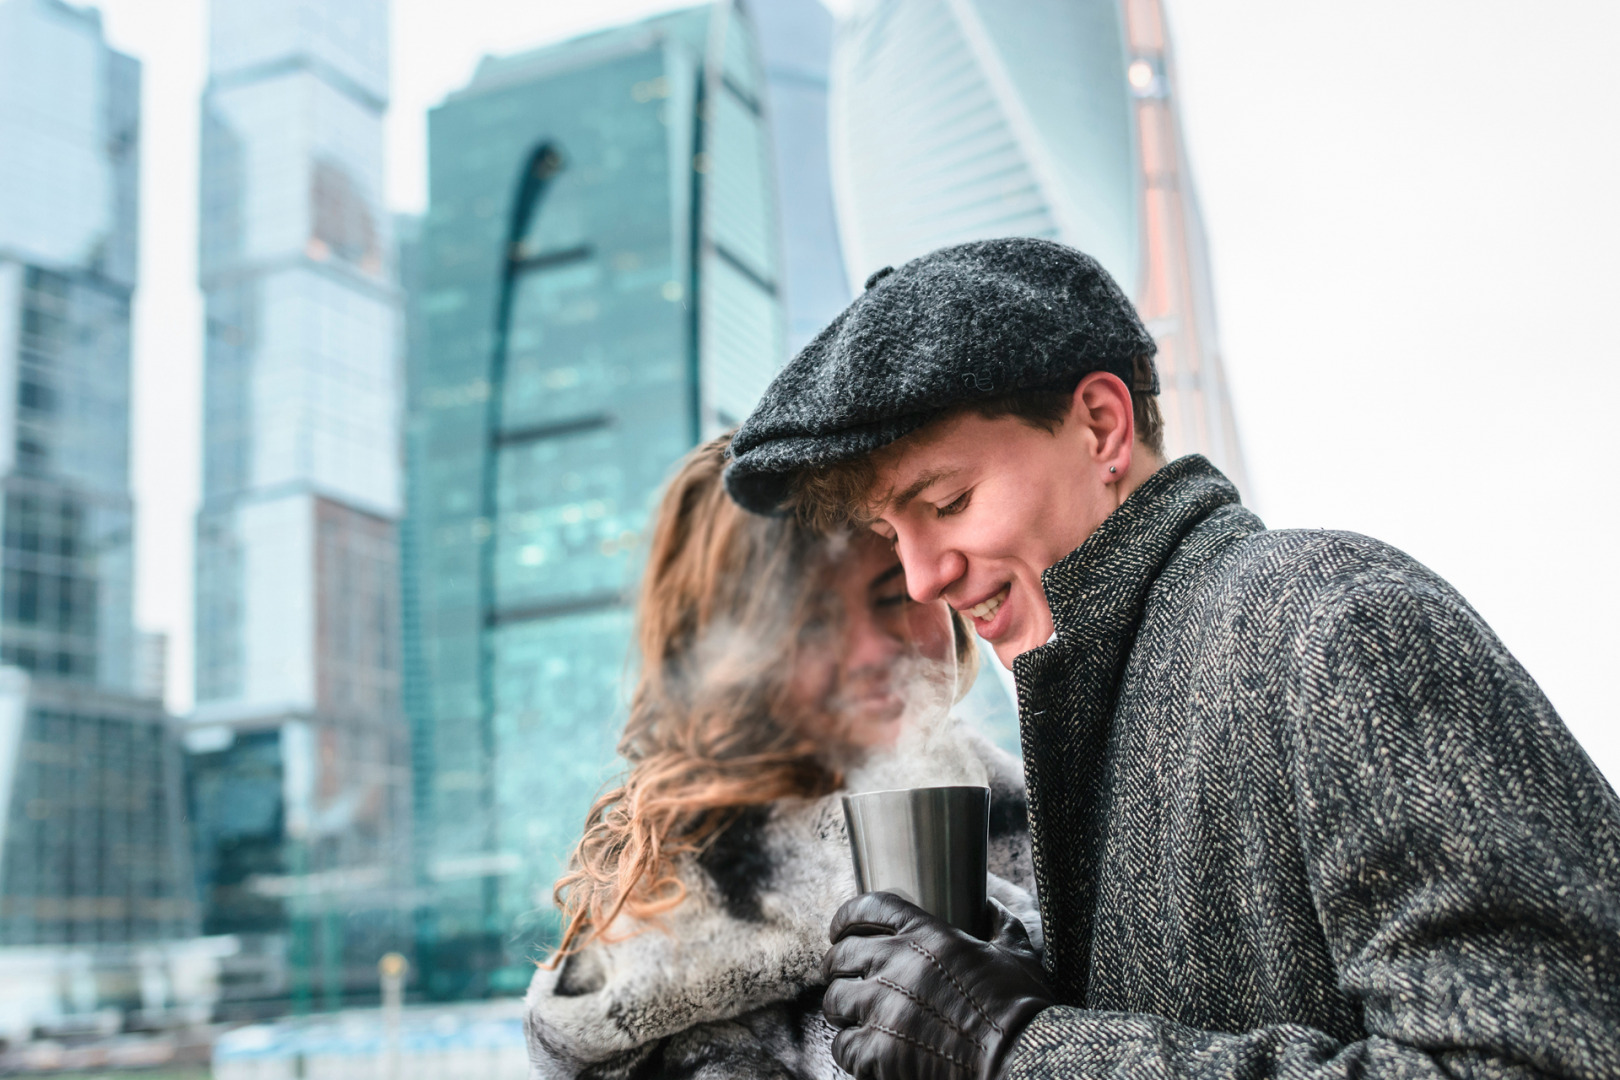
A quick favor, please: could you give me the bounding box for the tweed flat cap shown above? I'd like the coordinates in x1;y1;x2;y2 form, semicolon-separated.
724;237;1158;514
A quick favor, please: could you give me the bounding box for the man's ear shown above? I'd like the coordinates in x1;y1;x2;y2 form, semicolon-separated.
1069;372;1135;478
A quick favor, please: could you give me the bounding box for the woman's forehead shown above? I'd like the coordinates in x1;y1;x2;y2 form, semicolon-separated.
821;529;901;585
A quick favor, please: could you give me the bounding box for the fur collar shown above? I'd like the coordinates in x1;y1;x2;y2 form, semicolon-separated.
525;720;1036;1078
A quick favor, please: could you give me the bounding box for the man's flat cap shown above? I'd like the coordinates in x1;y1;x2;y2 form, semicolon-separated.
724;237;1158;514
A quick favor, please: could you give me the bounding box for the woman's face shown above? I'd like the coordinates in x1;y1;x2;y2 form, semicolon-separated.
790;531;954;749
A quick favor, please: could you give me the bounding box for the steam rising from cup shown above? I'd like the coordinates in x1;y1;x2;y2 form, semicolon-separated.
667;526;967;786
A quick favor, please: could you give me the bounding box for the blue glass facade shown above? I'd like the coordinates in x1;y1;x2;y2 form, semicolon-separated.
0;673;194;947
1;267;136;687
0;0;197;961
0;0;140;694
404;1;786;995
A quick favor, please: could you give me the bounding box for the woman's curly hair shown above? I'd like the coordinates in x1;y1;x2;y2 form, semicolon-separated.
549;436;845;958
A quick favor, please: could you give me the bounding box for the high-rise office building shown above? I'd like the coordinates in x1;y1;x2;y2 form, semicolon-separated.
829;0;1248;489
403;0;786;995
0;0;199;1024
190;0;410;1012
0;672;193;948
0;0;138;689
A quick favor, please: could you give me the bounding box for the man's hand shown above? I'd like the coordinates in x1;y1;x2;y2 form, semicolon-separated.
821;893;1055;1080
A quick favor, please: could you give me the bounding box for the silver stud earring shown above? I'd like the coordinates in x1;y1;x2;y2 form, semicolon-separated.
1108;466;1117;474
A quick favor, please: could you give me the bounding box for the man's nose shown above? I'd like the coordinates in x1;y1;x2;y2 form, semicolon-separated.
893;528;964;605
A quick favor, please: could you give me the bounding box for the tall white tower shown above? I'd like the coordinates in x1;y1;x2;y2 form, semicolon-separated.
191;0;409;1008
830;0;1248;490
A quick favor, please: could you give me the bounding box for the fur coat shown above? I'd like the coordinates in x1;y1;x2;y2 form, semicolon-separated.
525;720;1039;1080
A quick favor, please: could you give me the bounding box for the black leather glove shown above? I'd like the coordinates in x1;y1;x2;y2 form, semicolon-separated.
821;892;1055;1080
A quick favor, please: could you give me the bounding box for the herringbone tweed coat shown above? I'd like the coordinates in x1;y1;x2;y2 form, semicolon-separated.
1005;455;1620;1080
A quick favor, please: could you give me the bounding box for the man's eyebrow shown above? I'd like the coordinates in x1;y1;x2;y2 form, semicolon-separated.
869;563;904;590
887;468;959;512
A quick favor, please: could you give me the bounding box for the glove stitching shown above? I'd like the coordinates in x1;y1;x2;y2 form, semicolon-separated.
874;976;986;1049
867;1021;972;1071
903;940;1003;1034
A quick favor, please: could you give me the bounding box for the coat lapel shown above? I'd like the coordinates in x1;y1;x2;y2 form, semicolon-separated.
1012;455;1248;1003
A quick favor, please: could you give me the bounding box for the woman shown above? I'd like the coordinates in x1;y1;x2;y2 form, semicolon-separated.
525;436;1036;1080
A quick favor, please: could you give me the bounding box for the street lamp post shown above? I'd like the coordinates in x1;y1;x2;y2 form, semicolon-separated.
379;952;407;1080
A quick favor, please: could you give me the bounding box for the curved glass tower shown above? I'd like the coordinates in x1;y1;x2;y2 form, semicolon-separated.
830;0;1248;490
405;0;785;994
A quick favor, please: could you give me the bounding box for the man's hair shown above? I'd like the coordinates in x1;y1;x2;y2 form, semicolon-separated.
793;356;1163;531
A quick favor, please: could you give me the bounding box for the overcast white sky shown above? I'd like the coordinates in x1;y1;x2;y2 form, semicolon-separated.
92;0;1619;784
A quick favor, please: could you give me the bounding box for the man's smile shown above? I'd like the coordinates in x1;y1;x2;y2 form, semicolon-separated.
954;583;1014;641
964;584;1009;622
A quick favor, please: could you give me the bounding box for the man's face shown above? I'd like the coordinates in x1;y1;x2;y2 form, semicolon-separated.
864;409;1118;668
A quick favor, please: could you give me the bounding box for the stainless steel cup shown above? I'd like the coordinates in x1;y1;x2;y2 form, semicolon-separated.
841;785;991;938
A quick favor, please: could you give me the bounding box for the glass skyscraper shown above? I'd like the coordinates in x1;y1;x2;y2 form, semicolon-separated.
403;0;787;996
0;0;197;1024
189;0;410;1013
830;0;1249;490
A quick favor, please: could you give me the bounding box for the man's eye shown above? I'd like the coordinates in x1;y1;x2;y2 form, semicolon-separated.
874;592;909;608
935;491;970;517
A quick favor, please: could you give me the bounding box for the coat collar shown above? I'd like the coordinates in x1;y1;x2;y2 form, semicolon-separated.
1038;454;1246;645
1009;454;1259;1002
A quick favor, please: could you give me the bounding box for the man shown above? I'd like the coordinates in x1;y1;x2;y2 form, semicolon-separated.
724;239;1620;1080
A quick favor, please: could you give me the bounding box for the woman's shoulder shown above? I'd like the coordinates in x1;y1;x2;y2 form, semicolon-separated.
526;797;854;1075
526;722;1035;1075
530;990;842;1080
660;990;843;1080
